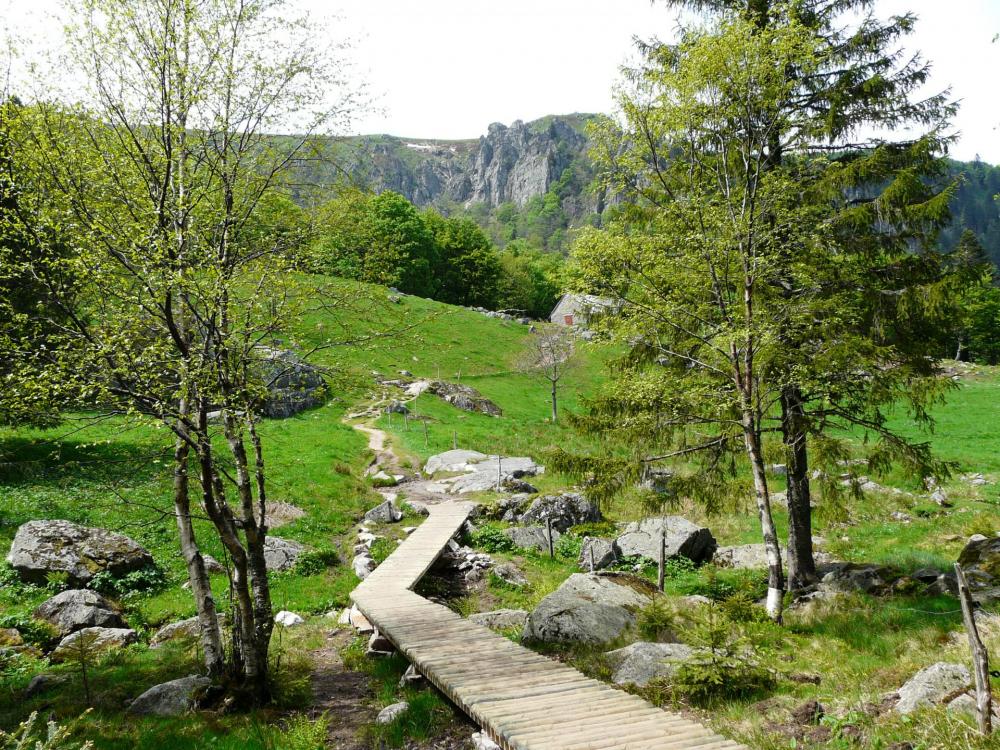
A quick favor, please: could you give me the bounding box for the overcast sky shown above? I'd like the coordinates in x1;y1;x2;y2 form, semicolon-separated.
5;0;1000;163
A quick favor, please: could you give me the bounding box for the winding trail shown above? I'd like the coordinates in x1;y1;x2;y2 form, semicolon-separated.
346;417;747;750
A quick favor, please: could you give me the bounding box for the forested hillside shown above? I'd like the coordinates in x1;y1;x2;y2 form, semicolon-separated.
304;116;1000;259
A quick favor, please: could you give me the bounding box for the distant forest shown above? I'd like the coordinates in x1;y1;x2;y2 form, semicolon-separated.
940;158;1000;261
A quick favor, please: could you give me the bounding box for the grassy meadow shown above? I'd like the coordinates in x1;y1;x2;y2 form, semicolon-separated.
1;280;999;749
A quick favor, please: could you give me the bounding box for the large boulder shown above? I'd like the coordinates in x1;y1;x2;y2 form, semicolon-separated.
957;534;1000;603
503;525;560;553
426;381;502;417
445;456;544;494
128;675;211;716
424;449;488;475
6;520;154;586
615;517;716;565
364;499;403;524
517;493;602;532
578;537;617;571
257;347;326;418
522;573;652;644
819;563;893;595
34;590;125;636
604;642;693;686
50;626;138;662
262;537;304;572
895;662;971;714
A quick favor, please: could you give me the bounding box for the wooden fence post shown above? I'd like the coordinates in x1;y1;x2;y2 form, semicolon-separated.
452;430;457;450
589;543;595;573
657;530;666;592
955;563;993;735
546;519;555;559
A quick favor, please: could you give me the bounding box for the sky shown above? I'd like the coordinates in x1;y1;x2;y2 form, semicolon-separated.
4;0;1000;163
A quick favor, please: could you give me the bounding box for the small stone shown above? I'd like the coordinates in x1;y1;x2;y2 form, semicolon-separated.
376;701;409;725
399;664;423;687
353;554;376;579
51;627;138;662
23;673;69;698
472;731;501;750
469;609;529;630
364;499;403;524
349;605;374;634
275;611;304;627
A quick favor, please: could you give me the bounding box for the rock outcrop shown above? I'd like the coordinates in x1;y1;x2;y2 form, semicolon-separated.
50;626;138;662
469;609;529;630
604;641;693;687
957;534;1000;604
6;520;154;586
262;537;305;572
257;347;326;418
522;573;651;644
895;662;971;714
516;493;602;532
615;517;717;565
34;590;125;636
128;675;211;716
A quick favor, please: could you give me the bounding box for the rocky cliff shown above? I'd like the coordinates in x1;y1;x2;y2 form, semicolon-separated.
341;114;595;211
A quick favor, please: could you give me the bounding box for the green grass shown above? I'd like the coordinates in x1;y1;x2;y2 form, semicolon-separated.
4;277;1000;750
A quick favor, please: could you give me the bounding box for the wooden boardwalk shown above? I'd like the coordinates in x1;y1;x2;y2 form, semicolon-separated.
351;501;746;750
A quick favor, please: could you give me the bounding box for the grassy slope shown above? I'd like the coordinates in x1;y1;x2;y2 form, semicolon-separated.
2;280;1000;749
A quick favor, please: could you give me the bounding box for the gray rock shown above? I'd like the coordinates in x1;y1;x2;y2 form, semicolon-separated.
517;493;602;532
522;573;652;644
385;401;409;415
23;673;69;698
34;589;124;636
604;641;693;686
353;554;376;579
151;616;225;648
819;563;892;594
615;517;717;565
128;675;211;716
895;662;971;714
51;626;138;662
426;381;502;416
712;544;783;570
364;499;403;524
257;347;325;418
6;520;154;586
444;456;544;495
399;664;423;687
376;701;409;725
957;535;1000;603
468;609;528;630
262;537;304;572
491;562;528;587
503;525;560;553
424;449;488;475
275;611;304;627
578;537;617;571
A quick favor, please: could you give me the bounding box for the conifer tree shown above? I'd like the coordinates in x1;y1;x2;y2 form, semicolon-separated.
647;0;959;590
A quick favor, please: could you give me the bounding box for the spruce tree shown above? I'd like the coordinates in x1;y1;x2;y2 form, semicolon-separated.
651;0;959;590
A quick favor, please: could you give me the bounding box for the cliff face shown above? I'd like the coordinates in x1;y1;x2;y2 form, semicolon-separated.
346;115;593;210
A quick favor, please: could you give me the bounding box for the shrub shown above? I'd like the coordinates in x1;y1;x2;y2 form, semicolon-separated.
0;614;59;648
294;548;339;576
637;596;676;641
720;591;769;624
89;565;166;599
569;521;618;537
469;524;516;554
671;602;775;704
554;533;583;560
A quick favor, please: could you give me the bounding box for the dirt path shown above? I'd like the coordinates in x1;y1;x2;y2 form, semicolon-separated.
309;629;371;750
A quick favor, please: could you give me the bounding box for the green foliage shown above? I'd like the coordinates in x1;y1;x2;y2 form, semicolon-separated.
0;614;57;648
671;602;775;704
554;532;583;560
0;711;94;750
89;566;166;600
368;538;397;565
468;523;517;553
637;595;676;641
292;548;339;577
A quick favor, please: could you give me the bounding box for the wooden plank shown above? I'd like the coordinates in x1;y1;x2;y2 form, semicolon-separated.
350;500;747;750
